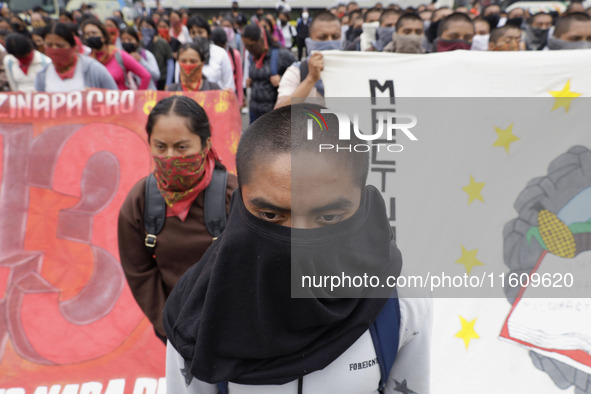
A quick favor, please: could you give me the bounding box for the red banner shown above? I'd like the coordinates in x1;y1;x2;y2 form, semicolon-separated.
0;90;241;393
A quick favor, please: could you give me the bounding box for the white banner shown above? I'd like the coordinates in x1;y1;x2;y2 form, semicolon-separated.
321;50;591;394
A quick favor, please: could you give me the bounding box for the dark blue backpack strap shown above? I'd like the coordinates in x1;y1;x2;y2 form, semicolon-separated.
217;382;228;394
143;173;167;256
270;47;279;76
204;168;228;239
370;295;401;393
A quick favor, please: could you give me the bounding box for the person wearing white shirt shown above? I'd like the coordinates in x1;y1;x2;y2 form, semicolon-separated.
170;10;192;44
3;33;51;92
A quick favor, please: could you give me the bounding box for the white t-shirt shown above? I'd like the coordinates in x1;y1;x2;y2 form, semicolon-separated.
44;58;85;93
166;296;432;394
277;63;323;101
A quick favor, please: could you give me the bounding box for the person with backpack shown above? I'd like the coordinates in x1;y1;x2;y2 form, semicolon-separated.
242;23;295;123
163;103;431;393
81;18;151;90
275;11;341;108
118;96;237;343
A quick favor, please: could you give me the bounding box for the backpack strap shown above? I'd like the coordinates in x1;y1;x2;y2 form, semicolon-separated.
114;50;130;89
270;47;279;76
217;382;228;394
204;168;228;239
370;295;401;393
143;173;167;256
299;59;308;82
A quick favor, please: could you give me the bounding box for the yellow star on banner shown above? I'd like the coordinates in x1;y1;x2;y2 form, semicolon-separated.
549;80;582;113
456;245;485;274
455;316;480;349
492;123;519;153
462;175;485;205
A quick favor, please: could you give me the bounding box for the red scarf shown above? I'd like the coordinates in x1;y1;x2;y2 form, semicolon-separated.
17;51;35;74
180;62;202;91
254;22;269;69
94;45;116;65
158;28;171;42
74;36;85;54
153;143;218;221
45;47;78;80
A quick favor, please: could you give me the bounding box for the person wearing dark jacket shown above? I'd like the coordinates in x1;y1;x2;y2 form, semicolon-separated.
242;23;295;123
118;96;236;342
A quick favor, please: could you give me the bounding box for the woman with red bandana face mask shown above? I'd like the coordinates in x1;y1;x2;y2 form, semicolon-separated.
169;10;192;44
3;33;50;92
167;41;220;92
35;22;117;92
80;18;152;90
117;95;237;342
157;18;182;59
104;18;122;48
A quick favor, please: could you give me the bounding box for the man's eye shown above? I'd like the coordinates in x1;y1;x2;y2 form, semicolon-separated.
318;214;343;224
260;212;279;220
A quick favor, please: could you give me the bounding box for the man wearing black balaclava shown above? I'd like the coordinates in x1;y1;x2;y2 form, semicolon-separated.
163;104;432;393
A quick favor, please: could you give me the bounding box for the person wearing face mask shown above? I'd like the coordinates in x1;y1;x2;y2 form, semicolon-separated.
275;11;341;108
547;12;591;50
121;27;160;90
118;96;237;343
81;19;151;90
139;17;174;90
167;42;220;92
169;10;192;44
3;33;50;92
104;18;122;49
488;24;522;51
470;16;491;51
525;12;553;50
424;6;452;51
35;22;117;92
243;23;296;123
157;18;182;58
383;12;425;53
163;104;432;394
181;15;235;91
296;9;312;60
278;11;296;49
371;9;402;51
211;27;243;105
432;12;474;52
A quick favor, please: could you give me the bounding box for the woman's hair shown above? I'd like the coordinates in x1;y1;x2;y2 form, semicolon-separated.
169;9;182;19
140;17;157;30
105;17;122;30
179;38;209;63
44;22;77;47
31;27;46;38
5;33;33;57
187;15;211;37
80;18;110;42
121;26;140;42
211;27;228;47
146;96;211;146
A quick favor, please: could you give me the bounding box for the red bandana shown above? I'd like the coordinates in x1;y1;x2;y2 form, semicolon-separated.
45;47;78;80
153;143;218;221
17;51;35;74
94;46;116;65
180;62;202;91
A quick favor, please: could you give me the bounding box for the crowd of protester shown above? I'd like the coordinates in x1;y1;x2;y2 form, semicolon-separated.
0;0;590;122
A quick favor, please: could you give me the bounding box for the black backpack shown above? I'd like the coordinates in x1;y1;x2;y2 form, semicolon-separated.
143;168;228;256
